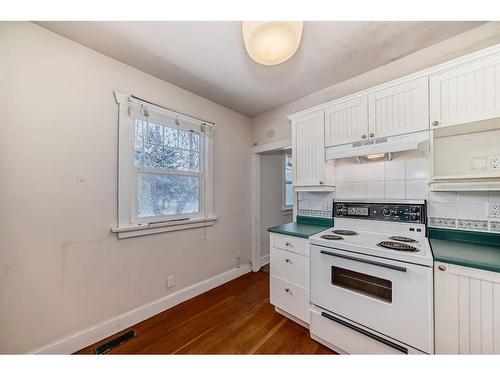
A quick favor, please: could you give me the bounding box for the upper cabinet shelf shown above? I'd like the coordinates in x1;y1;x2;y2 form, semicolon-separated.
324;77;429;147
430;53;500;129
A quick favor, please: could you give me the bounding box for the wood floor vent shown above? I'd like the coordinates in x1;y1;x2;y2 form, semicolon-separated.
94;330;137;354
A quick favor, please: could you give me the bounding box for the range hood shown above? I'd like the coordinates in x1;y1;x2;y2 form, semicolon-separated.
325;131;430;160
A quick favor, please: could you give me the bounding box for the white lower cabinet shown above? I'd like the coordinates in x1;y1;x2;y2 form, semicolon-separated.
269;233;310;325
435;261;500;354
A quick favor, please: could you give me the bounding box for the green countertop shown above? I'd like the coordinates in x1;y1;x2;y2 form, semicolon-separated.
267;216;332;239
429;228;500;273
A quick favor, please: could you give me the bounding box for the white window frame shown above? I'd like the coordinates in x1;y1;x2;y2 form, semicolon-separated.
112;92;217;238
282;154;293;212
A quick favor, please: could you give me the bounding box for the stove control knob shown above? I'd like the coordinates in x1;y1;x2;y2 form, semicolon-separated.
382;208;390;216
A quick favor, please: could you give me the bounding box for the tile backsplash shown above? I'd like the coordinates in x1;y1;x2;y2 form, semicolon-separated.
310;150;500;233
298;191;334;218
429;191;500;232
335;150;429;201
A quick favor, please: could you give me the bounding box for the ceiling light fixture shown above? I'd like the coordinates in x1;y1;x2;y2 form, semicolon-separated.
241;21;303;66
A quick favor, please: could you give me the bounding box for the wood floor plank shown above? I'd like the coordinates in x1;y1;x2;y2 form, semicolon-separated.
75;271;334;355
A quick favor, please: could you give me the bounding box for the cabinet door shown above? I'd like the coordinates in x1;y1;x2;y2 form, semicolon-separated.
324;96;368;147
292;111;327;186
430;53;500;129
435;262;500;354
368;77;429;138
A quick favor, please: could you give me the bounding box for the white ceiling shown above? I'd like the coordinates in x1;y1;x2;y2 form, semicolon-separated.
37;21;484;117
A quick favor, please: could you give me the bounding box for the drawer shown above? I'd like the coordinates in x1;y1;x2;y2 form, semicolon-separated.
270;276;309;323
270;247;308;288
310;307;411;354
271;233;309;256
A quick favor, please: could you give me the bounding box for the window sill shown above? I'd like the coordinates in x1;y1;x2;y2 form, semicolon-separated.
281;207;293;215
112;216;218;239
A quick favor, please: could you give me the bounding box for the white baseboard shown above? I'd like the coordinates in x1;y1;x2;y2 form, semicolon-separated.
260;254;270;267
32;263;252;354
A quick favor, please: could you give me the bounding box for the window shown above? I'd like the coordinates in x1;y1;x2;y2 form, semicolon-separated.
113;92;216;238
283;154;293;209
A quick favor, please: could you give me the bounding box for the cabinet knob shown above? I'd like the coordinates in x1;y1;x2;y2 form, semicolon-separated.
438;265;446;271
285;258;290;263
285;242;291;247
432;121;439;127
319;180;324;185
369;133;375;138
285;288;290;293
361;134;367;139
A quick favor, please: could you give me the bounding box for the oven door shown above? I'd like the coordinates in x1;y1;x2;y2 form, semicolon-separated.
310;245;433;353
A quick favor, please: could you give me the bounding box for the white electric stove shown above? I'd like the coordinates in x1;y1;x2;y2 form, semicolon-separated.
309;200;434;354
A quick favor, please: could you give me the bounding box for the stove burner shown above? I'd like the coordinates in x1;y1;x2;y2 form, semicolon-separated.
389;236;417;243
332;230;358;236
377;241;419;252
321;234;343;240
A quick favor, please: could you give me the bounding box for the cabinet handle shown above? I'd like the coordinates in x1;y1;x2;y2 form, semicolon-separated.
361;134;367;139
432;121;439;127
319;180;324;185
285;258;290;263
285;288;290;293
369;133;375;138
438;265;446;271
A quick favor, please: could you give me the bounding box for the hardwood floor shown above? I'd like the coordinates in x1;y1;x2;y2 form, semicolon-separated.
76;271;334;354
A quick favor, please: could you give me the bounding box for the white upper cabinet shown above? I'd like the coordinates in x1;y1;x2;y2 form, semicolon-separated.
292;110;335;188
324;77;429;147
325;97;369;147
368;77;429;138
430;52;500;129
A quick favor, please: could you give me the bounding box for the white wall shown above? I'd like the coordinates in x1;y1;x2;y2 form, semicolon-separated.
251;22;500;147
260;153;292;260
0;22;253;353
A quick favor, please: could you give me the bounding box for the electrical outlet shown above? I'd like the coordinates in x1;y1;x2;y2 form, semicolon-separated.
167;275;175;289
488;202;500;218
490;221;500;232
457;219;489;231
488;155;500;171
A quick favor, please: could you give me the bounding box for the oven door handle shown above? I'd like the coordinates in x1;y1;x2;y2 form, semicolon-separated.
320;312;408;354
320;250;407;272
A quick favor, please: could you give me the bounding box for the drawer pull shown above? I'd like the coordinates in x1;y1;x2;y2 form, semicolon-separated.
321;312;408;354
285;258;290;263
320;249;406;272
438;265;446;271
285;242;291;247
285;288;290;293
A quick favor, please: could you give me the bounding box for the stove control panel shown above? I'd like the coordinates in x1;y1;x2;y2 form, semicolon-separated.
334;202;426;223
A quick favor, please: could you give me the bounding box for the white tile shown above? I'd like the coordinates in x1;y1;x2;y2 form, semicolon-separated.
335;183;350;199
430;191;457;204
336;165;350;183
457;203;488;220
406;180;429;200
384;181;405;199
405;157;429;180
457;191;489;204
366;161;385;181
309;199;323;210
350;182;367;199
429;203;457;219
366;181;384;199
384;160;405;181
350;164;366;182
489;191;500;201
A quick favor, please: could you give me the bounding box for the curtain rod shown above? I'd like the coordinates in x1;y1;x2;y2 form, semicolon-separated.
130;95;215;126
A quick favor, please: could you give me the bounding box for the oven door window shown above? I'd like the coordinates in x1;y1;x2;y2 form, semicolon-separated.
331;266;392;303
